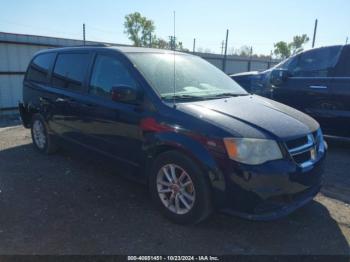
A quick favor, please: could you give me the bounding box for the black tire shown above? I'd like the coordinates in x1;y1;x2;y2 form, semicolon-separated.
149;150;213;224
31;114;58;155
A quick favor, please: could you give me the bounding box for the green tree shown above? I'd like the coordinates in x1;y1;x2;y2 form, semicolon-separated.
290;34;310;54
124;12;155;47
273;41;291;59
273;34;310;59
154;38;169;49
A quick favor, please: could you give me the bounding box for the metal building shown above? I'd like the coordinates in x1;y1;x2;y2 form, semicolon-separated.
0;31;279;110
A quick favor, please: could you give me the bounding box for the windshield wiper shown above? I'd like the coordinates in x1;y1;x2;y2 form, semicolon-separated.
208;93;249;98
161;94;204;101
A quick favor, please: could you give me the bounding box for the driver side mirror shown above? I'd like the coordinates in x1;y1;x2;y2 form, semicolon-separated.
111;85;141;104
270;69;291;86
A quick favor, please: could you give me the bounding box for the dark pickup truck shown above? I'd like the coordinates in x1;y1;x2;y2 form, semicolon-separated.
231;45;350;138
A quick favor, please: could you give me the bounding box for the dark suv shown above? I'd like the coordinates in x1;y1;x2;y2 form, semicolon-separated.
231;45;350;138
19;46;327;224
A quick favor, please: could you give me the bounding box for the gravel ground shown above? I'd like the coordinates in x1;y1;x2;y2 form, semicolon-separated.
0;125;349;255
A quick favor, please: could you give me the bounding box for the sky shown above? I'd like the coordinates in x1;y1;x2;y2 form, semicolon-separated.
0;0;349;55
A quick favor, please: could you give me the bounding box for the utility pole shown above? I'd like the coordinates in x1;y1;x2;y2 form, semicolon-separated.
193;38;196;53
268;50;273;69
221;40;225;55
248;46;253;71
222;29;229;72
312;19;318;48
149;33;152;48
346;37;348;45
83;23;86;46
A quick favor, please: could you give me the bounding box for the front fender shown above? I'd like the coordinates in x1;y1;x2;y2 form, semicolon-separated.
143;131;227;196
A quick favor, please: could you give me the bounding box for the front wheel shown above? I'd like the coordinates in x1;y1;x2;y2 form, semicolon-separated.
149;151;212;224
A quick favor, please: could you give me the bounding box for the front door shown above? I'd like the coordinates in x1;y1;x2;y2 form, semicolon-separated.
272;47;342;130
326;45;350;137
77;52;146;167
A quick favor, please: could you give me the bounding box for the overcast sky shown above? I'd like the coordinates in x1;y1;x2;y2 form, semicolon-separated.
1;0;349;55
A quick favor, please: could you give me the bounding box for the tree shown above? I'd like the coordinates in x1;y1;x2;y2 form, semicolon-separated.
290;34;310;54
154;38;169;49
273;34;310;59
124;12;155;47
236;45;252;57
273;41;291;59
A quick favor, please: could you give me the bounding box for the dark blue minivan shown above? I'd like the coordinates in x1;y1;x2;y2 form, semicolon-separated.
19;46;327;224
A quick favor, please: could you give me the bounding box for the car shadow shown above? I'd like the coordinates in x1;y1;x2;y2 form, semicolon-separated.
0;143;349;255
322;138;350;204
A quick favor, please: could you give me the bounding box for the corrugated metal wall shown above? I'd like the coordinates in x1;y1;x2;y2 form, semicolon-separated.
0;43;52;109
0;32;107;110
0;32;279;110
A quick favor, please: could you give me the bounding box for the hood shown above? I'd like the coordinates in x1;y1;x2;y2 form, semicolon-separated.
177;95;319;140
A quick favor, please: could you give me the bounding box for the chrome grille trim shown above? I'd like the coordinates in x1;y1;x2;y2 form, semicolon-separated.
288;134;314;155
285;130;323;169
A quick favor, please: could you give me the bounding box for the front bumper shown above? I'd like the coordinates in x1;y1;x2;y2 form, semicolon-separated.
222;184;320;221
213;147;326;221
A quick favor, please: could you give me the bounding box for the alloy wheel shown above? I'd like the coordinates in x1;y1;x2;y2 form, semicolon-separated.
156;164;196;215
32;120;46;149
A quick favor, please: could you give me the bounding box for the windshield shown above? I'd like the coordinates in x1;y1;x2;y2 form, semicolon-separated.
127;53;247;100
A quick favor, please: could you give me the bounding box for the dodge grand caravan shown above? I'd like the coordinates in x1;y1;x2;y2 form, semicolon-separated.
19;46;327;224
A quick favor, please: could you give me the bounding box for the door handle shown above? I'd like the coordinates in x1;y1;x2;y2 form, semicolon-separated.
39;97;51;102
56;97;76;103
55;97;67;102
309;85;328;89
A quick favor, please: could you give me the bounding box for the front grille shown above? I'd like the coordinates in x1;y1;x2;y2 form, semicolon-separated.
285;136;308;149
285;130;323;167
293;151;311;164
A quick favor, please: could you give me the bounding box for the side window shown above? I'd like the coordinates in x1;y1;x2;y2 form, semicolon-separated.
275;55;299;73
27;53;56;83
52;53;90;91
89;55;137;98
293;47;341;77
333;47;350;77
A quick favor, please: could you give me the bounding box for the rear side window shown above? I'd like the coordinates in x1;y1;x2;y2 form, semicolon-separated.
89;54;137;98
52;53;90;91
293;46;341;77
27;53;56;83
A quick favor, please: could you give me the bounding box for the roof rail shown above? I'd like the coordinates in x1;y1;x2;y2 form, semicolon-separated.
69;43;113;47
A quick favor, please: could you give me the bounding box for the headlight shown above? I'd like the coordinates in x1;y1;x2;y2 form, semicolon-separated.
223;138;283;165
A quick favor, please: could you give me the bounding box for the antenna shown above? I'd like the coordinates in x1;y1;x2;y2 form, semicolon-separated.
173;11;176;108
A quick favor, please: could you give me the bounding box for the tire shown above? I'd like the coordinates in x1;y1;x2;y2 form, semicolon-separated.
31;114;58;155
149;150;213;224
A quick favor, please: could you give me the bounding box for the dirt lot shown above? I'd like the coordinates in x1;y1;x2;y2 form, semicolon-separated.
0;125;349;255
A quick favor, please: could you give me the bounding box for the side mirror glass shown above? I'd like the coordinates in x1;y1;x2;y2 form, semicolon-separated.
111;85;140;104
270;69;290;86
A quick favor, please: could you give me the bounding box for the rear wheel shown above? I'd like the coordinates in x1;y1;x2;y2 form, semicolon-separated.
149;151;212;224
31;114;58;155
